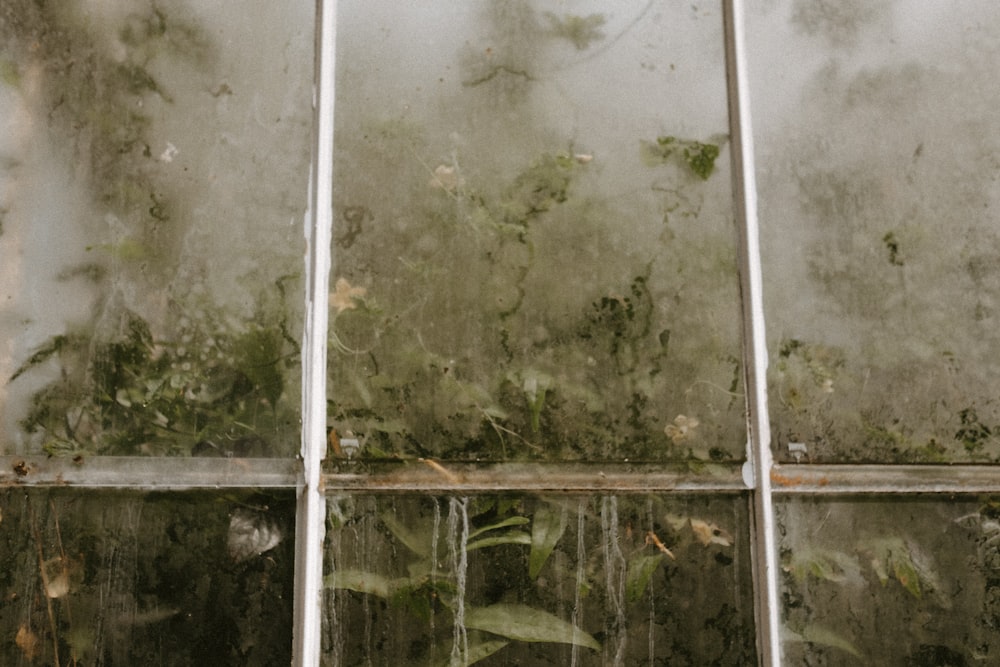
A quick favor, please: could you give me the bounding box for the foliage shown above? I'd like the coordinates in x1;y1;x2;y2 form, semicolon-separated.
0;489;295;666
325;495;751;665
10;285;300;457
780;500;989;663
328;133;736;463
3;2;306;458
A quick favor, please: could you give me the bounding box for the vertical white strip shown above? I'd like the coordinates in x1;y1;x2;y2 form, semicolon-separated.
293;0;336;664
722;1;781;665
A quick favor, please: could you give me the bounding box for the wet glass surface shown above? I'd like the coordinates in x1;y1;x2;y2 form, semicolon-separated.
0;488;295;665
749;1;1000;462
778;496;1000;665
0;1;313;456
323;493;755;666
328;1;745;463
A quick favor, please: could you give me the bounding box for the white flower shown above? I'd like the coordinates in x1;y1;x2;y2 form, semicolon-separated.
330;277;367;313
664;414;699;444
428;164;464;191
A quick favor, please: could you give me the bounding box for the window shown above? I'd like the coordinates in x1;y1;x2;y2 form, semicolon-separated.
2;2;998;665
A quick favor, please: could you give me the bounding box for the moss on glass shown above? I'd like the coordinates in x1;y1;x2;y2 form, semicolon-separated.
328;136;738;463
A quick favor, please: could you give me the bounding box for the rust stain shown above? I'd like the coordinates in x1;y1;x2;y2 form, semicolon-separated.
770;470;804;487
771;470;830;487
328;428;343;457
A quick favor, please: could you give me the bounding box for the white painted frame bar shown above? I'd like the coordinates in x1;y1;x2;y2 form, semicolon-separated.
291;0;336;664
722;1;782;665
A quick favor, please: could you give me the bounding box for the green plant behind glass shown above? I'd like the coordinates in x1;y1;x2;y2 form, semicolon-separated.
10;282;300;456
325;495;747;665
329;135;730;463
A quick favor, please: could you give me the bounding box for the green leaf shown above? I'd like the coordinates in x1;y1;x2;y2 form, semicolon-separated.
866;537;929;599
626;554;664;602
784;547;858;584
381;511;431;557
468;516;530;540
529;503;568;579
784;624;861;658
464;604;600;651
324;569;395;598
9;335;72;382
890;552;922;599
467;530;531;552
434;639;509;667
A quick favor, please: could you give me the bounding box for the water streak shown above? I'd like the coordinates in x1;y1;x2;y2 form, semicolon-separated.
646;498;656;666
448;497;469;666
571;498;587;667
430;499;441;665
601;496;627;666
361;500;374;667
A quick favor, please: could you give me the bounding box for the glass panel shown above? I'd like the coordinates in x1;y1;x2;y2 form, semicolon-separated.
324;493;755;665
0;1;313;456
778;497;1000;664
750;2;1000;462
0;488;295;665
328;1;744;462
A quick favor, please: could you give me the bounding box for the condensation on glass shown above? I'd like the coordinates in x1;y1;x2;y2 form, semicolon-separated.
778;496;1000;664
0;1;313;457
323;493;755;665
326;1;745;463
749;1;1000;462
0;488;296;665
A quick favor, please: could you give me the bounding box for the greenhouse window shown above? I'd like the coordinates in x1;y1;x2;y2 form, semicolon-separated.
2;1;999;665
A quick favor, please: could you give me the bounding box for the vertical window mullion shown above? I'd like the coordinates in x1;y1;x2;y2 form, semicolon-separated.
722;1;781;665
293;0;337;664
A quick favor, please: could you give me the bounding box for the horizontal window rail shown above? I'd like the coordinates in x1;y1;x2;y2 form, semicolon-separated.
6;456;1000;496
323;461;749;494
0;455;300;489
768;463;1000;495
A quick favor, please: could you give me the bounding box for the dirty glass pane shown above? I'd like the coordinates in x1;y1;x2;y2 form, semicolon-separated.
323;493;755;665
0;488;295;665
0;1;313;456
328;1;744;462
749;2;1000;462
778;497;1000;664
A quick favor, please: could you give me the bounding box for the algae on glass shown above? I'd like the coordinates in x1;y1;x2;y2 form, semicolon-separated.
750;0;1000;462
0;0;313;456
327;0;743;463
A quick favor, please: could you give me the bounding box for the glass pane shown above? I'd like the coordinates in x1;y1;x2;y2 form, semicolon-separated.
324;493;755;665
779;497;1000;664
0;488;295;665
328;1;744;462
750;2;1000;462
0;1;313;456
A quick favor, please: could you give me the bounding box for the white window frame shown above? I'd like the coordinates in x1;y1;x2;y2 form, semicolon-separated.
3;2;994;665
